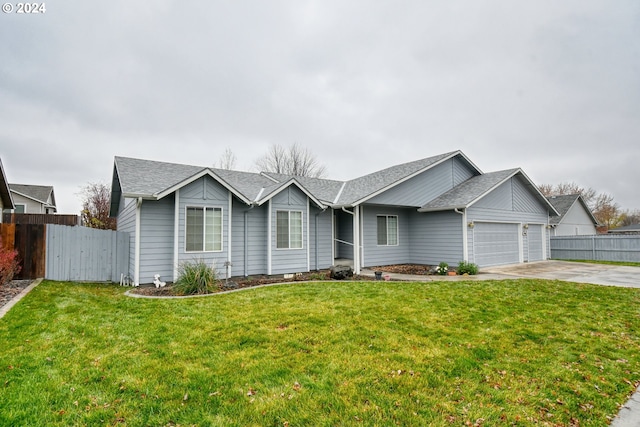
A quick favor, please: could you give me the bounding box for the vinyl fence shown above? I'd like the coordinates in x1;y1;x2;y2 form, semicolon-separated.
550;235;640;263
45;225;130;282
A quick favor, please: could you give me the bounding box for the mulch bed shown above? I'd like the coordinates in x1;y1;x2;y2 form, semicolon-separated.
0;280;33;310
368;264;436;275
130;264;444;297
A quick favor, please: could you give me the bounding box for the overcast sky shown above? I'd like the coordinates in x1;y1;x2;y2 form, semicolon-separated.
1;1;638;214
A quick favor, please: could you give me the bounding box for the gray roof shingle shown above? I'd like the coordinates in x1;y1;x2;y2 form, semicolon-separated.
9;183;55;207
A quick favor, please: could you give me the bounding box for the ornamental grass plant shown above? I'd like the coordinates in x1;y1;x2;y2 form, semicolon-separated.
172;259;219;295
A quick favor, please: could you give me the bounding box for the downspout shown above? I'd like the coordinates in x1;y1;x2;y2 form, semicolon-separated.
227;192;232;280
307;198;310;272
173;189;180;282
244;210;249;277
454;208;468;262
134;197;142;286
267;199;272;275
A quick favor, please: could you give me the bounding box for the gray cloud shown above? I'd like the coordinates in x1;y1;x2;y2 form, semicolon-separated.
1;0;638;213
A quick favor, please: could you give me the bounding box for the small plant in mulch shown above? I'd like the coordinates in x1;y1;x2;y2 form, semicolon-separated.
435;262;449;275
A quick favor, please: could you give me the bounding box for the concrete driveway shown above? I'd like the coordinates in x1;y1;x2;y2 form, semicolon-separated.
483;260;640;288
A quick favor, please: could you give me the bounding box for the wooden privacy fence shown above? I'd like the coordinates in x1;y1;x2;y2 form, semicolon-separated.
0;223;129;281
550;235;640;262
0;223;46;279
3;213;80;225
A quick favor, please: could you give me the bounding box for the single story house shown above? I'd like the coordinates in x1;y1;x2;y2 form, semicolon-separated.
110;150;559;285
5;184;57;214
0;158;15;221
546;194;599;236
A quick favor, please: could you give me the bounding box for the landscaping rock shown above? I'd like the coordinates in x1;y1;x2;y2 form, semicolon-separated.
330;265;353;280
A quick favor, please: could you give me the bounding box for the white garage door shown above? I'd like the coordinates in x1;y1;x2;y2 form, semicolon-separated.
474;222;520;267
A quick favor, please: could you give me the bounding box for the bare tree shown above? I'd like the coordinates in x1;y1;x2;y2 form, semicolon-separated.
254;143;326;178
216;147;237;170
80;182;117;230
538;181;597;208
591;192;621;230
619;209;640;226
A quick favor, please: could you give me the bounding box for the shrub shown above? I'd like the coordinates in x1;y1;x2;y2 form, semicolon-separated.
457;260;479;275
435;262;449;275
172;260;219;295
0;248;21;286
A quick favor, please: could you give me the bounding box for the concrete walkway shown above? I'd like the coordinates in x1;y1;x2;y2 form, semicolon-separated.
362;260;640;426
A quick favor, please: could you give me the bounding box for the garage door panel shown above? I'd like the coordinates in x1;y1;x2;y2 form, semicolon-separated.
527;224;544;262
474;222;520;267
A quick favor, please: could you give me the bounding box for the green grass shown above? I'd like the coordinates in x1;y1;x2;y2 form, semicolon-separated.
1;280;640;426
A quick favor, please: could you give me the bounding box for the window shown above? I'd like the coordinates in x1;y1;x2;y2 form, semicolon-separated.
276;210;303;249
14;204;25;214
377;215;398;246
186;207;222;252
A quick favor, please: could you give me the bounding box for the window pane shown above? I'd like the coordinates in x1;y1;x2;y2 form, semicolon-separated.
290;211;303;249
387;216;398;245
377;216;387;245
186;207;204;251
205;208;222;251
276;211;289;249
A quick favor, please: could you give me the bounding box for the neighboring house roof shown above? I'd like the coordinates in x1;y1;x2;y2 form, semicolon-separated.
546;194;599;226
9;183;56;210
0;158;15;209
417;168;559;215
608;223;640;234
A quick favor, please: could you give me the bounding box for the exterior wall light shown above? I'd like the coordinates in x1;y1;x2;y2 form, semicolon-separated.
468;221;474;228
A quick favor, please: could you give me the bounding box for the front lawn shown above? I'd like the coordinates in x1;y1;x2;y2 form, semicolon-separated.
1;279;639;426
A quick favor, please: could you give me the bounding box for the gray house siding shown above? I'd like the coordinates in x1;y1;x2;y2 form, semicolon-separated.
362;205;411;267
408;210;464;265
270;186;309;275
117;197;137;280
309;207;333;270
368;157;476;207
231;201;267;277
177;176;230;278
139;196;174;284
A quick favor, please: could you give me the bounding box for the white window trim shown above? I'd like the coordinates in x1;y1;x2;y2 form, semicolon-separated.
377;214;399;247
185;205;224;253
276;209;304;250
